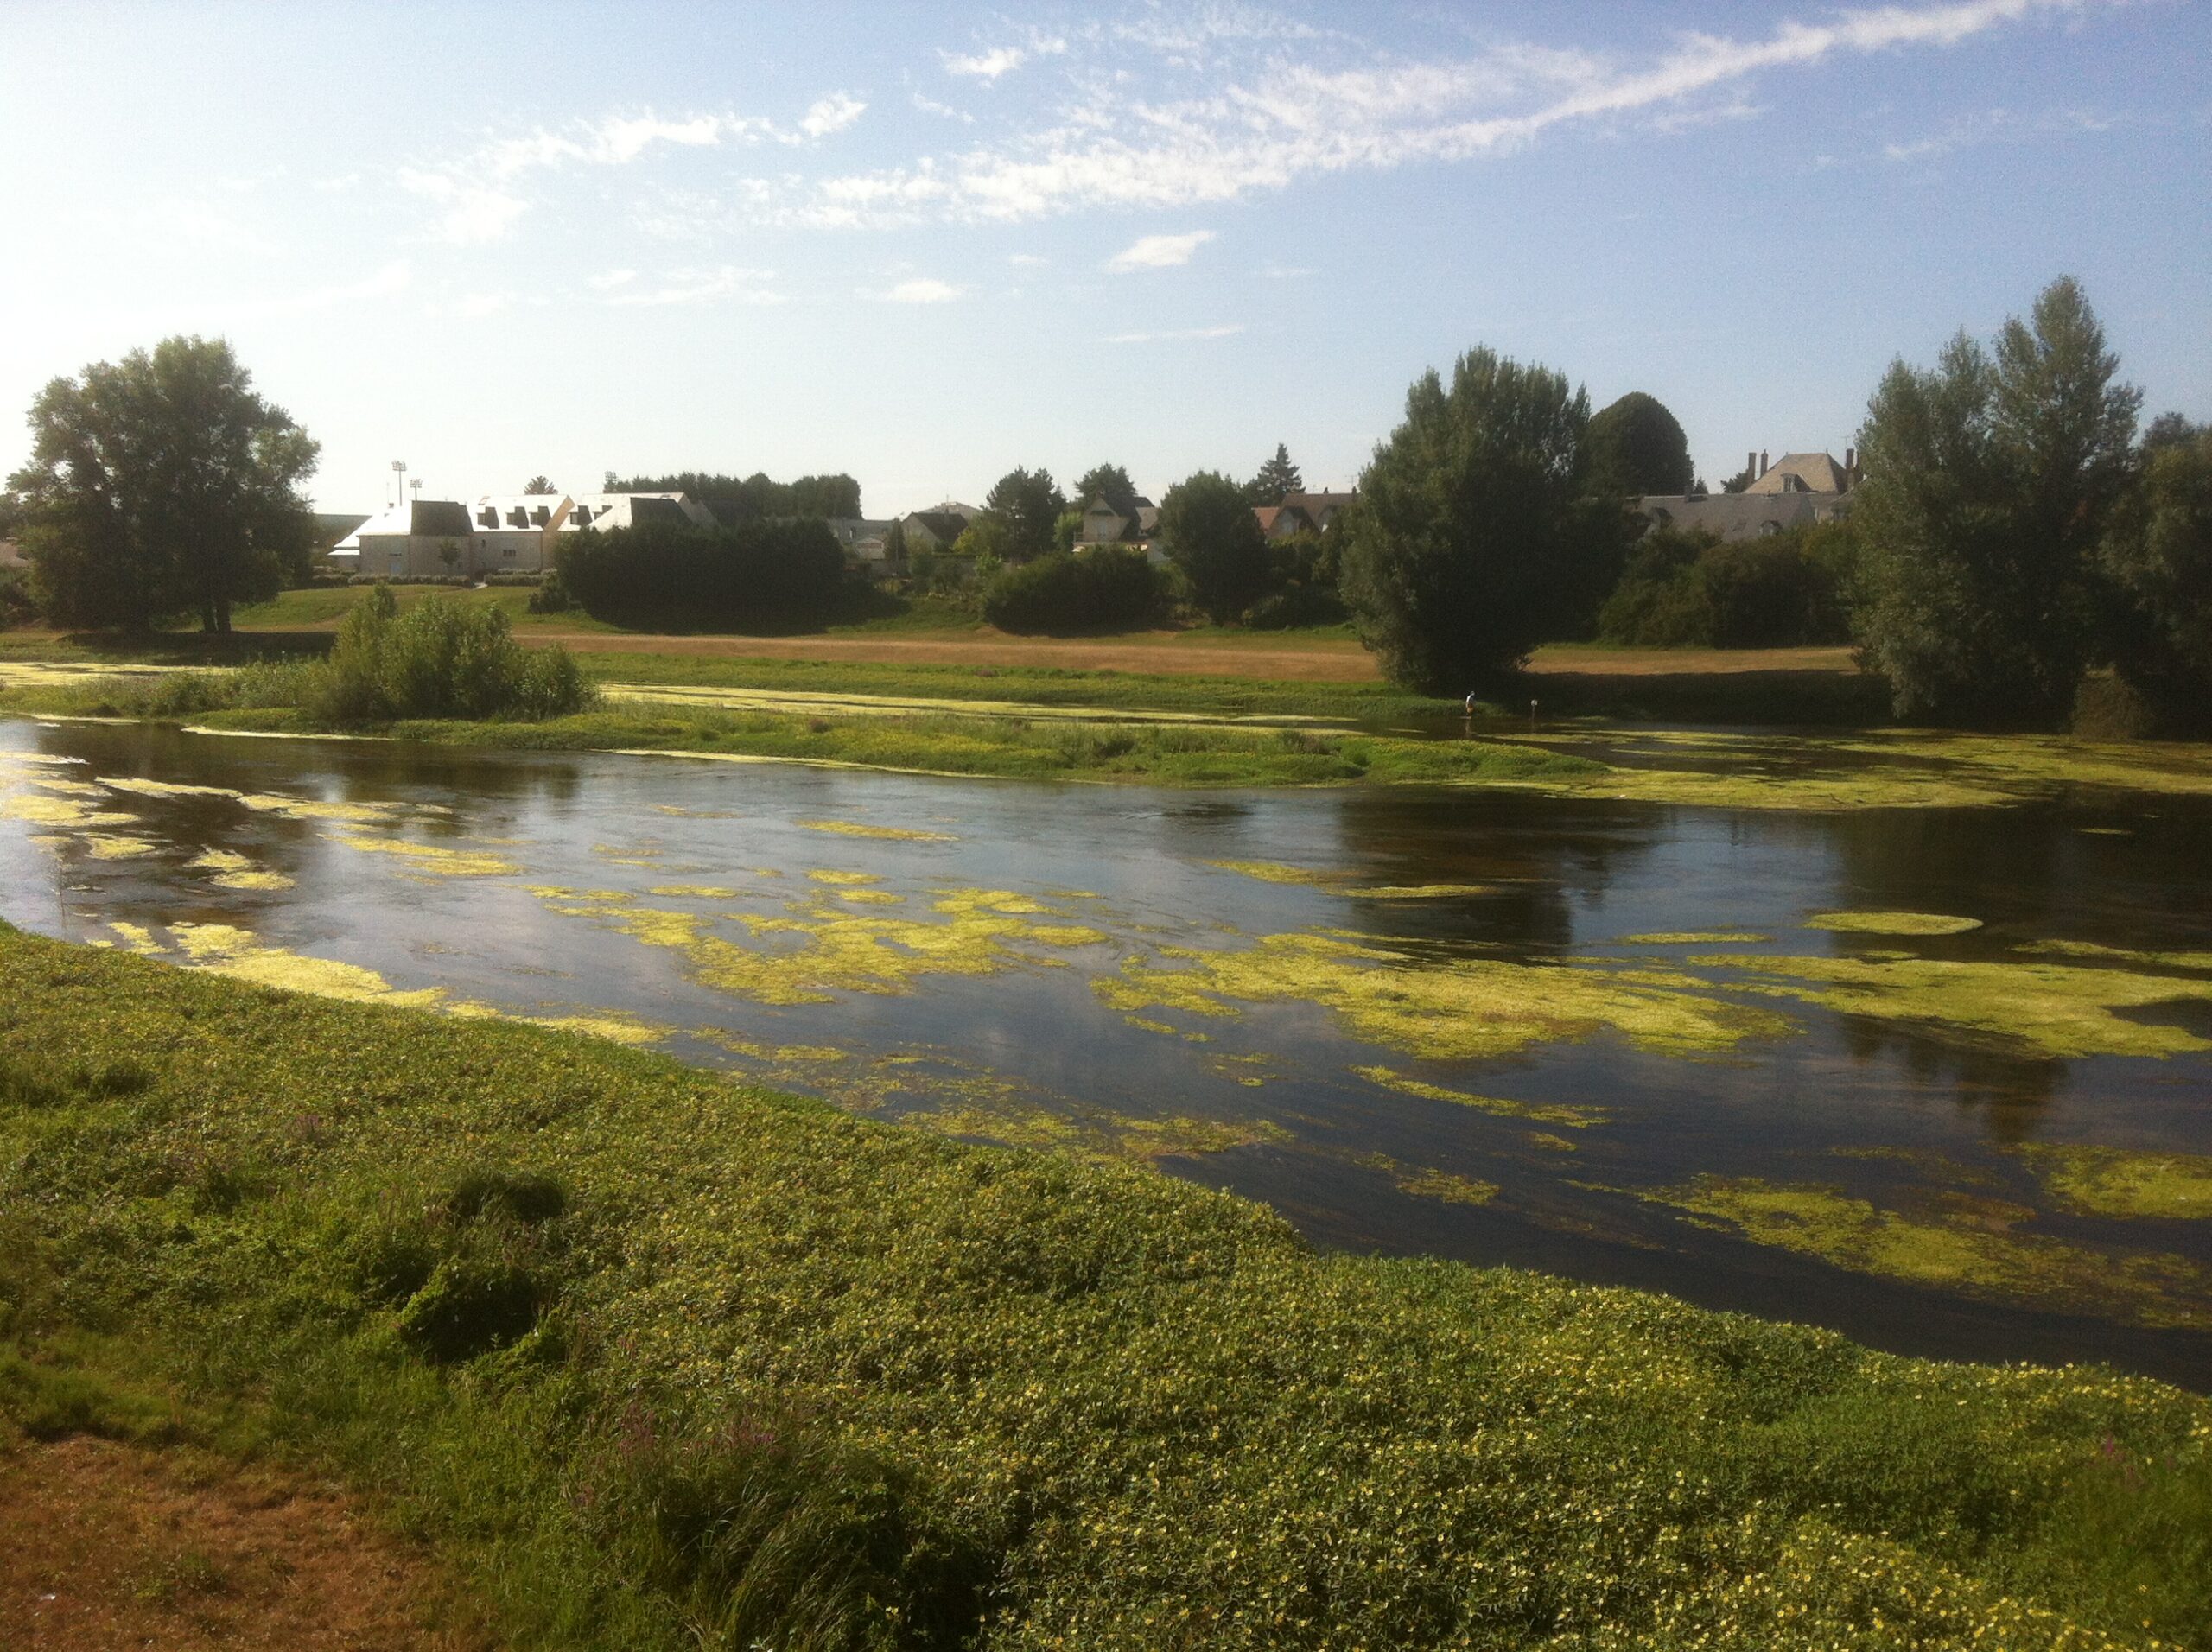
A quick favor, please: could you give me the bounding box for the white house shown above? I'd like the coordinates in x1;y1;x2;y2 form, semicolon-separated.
331;499;481;579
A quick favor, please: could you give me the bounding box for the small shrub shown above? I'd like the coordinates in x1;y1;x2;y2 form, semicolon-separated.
296;588;593;723
526;568;576;613
395;1251;544;1363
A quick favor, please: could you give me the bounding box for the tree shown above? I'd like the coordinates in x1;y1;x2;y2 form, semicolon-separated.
1248;443;1303;506
1719;465;1755;493
437;538;461;575
1581;392;1694;498
1338;347;1591;690
1075;463;1140;523
2101;426;2212;733
982;466;1066;562
524;475;557;495
1052;510;1083;554
1159;471;1270;623
2143;411;2204;453
10;335;318;632
1851;276;2141;725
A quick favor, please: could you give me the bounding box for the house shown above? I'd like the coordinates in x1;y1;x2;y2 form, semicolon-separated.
331;499;480;579
826;517;902;572
1253;505;1309;540
1634;448;1859;543
1253;490;1356;541
899;503;980;553
556;492;715;535
1076;497;1137;546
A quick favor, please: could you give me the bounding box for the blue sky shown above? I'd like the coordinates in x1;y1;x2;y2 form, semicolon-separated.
3;0;2206;516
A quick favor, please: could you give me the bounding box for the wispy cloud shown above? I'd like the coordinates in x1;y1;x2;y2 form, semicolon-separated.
1103;323;1245;344
586;269;638;290
943;45;1028;82
811;0;2107;225
882;277;966;303
1108;230;1215;271
599;266;781;307
1009;252;1048;267
798;94;868;139
912;92;976;124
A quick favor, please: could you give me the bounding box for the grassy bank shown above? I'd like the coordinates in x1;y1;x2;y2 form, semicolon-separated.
2;923;2207;1649
0;669;1592;789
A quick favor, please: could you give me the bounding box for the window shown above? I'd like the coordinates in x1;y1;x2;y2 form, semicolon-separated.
573;506;592;526
502;545;516;559
507;507;528;528
531;506;549;526
478;508;497;528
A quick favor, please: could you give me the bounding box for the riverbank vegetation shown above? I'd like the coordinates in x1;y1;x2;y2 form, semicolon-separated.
3;922;2208;1649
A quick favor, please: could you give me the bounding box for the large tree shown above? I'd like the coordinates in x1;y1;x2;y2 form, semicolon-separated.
9;335;318;632
1338;347;1591;690
983;466;1066;562
1248;442;1304;506
1582;392;1694;498
1074;463;1141;523
524;474;557;495
1159;471;1271;622
1851;276;2140;725
2101;425;2212;734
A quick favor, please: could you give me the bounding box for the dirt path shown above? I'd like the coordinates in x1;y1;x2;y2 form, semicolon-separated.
0;1435;488;1650
532;629;1388;680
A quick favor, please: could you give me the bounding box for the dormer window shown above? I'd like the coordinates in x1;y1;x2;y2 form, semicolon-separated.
507;507;528;528
573;506;592;526
531;506;550;526
478;507;498;528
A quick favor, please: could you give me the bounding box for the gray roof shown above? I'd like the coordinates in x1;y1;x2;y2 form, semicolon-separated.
1634;492;1825;542
1745;453;1847;496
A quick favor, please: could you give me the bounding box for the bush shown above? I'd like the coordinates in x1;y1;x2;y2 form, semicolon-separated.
1244;530;1347;629
527;568;576;613
0;567;41;628
1599;523;1855;648
2101;428;2212;734
556;520;846;630
1159;472;1270;623
982;547;1164;633
302;587;594;723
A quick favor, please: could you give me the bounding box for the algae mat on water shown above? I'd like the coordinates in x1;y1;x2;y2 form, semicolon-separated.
1646;1176;2212;1330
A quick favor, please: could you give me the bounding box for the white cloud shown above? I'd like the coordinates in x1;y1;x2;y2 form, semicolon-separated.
398;169;530;245
813;0;2107;225
799;93;868;138
1109;230;1215;271
587;269;639;290
1009;252;1048;266
1103;323;1245;344
599;265;781;307
883;277;966;303
943;45;1028;81
912;92;976;124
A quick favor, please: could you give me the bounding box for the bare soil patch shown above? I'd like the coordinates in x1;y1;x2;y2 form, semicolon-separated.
0;1434;488;1650
1526;645;1859;677
527;628;1389;680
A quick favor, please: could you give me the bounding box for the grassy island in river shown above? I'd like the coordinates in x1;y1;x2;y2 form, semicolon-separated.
2;923;2209;1649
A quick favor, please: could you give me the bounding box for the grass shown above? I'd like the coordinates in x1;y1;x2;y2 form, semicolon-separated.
2;921;2209;1649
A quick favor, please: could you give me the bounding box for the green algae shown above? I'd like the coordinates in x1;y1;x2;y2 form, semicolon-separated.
1353;1151;1500;1206
2027;939;2212;973
798;818;957;842
1095;931;1789;1062
1616;931;1770;946
1526;1132;1580;1153
1352;1064;1605;1127
538;885;1109;1006
645;884;746;900
899;1102;1289;1166
804;869;882;886
1691;950;2212;1059
1806;911;1985;937
2013;1145;2212;1219
2;793;140;829
1646;1176;2212;1329
1203;860;1495;899
166;921;450;1008
327;832;520;878
81;832;161;859
187;848;296;891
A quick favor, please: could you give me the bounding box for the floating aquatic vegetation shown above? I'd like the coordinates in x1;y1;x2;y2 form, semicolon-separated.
1353;1064;1605;1127
515;1011;671;1047
1354;1152;1500;1206
327;832;520;878
798;818;957;842
1096;931;1788;1062
238;792;413;824
184;847;296;890
2027;939;2212;973
1202;860;1493;899
1616;931;1770;946
807;869;882;886
646;884;747;900
899;1101;1288;1166
105;922;159;955
2013;1146;2212;1219
2;793;140;829
31;777;109;797
1644;1175;2212;1329
1510;765;2020;812
1526;1133;1580;1153
524;886;628;901
100;777;245;801
163;922;449;1008
539;885;1108;1006
1807;911;1984;937
1691;950;2212;1059
81;833;161;859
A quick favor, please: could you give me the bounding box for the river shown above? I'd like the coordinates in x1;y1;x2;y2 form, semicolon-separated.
5;715;2209;1388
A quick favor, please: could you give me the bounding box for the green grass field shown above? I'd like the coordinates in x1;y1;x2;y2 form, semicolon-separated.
2;923;2206;1649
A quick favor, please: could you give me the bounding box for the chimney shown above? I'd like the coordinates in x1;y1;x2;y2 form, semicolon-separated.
1758;450;1770;477
1845;447;1858;486
1746;450;1757;480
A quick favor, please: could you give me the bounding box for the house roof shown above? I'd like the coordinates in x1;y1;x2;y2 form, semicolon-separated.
1745;453;1847;496
1281;490;1356;517
469;494;569;532
334;499;474;549
904;510;972;543
1633;491;1824;541
559;492;715;531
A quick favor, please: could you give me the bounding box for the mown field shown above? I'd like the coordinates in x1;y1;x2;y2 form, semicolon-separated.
2;924;2208;1650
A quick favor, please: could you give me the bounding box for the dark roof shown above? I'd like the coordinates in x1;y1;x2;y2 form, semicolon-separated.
411;500;473;537
312;512;371;548
906;510;971;543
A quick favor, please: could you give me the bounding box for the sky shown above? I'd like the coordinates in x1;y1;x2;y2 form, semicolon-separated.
2;1;2207;518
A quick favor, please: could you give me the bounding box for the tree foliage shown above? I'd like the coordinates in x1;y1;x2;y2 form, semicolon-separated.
9;335;319;632
524;475;557;495
1159;471;1270;623
1851;276;2141;725
982;467;1067;562
306;584;590;722
1600;523;1856;649
555;518;848;629
982;546;1163;633
1582;392;1694;498
603;472;862;519
2101;427;2212;734
1338;347;1592;689
1249;442;1304;506
1074;463;1140;522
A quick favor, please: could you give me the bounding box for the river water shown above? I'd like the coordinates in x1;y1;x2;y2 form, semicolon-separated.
5;715;2210;1388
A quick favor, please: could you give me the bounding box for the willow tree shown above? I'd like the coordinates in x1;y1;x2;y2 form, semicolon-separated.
10;335;318;632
